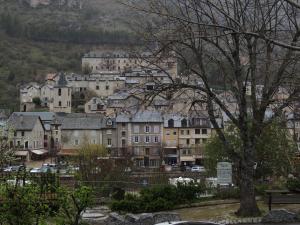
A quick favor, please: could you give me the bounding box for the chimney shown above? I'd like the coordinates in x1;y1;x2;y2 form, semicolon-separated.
20;114;24;124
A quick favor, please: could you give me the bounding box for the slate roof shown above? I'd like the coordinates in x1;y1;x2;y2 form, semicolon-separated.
56;113;104;130
7;113;42;131
55;73;68;87
14;112;55;122
116;111;163;123
83;51;152;59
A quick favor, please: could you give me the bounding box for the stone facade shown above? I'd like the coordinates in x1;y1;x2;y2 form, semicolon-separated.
116;111;163;168
7;113;46;161
82;51;178;79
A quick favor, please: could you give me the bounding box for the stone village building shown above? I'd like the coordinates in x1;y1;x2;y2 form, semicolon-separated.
115;111;164;168
82;50;178;79
7;113;46;161
20;73;72;113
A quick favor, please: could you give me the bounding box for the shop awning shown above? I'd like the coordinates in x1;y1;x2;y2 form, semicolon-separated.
15;151;29;156
180;156;195;162
165;154;178;158
31;149;48;155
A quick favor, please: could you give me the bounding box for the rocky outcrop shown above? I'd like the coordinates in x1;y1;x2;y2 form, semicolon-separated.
82;211;181;225
261;209;299;223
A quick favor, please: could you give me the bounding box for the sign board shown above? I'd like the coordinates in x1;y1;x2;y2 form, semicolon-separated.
217;162;232;185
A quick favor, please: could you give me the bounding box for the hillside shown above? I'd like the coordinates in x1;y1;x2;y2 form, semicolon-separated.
0;0;139;110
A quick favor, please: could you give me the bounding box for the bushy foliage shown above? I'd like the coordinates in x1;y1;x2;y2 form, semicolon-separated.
255;183;269;196
0;183;51;225
32;97;41;106
286;177;300;192
110;183;205;213
204;121;296;178
214;188;240;200
55;186;93;225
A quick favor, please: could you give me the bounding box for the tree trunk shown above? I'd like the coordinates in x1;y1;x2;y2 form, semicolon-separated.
236;157;261;217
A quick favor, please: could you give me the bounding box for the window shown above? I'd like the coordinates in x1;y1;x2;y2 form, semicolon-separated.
202;129;208;134
106;129;112;134
56;131;58;135
134;136;139;143
154;136;159;143
17;141;20;146
145;148;150;155
133;125;139;133
136;159;144;167
122;139;126;147
181;119;187;127
106;85;109;90
21;131;25;137
150;159;160;167
168;119;174;128
106;119;112;126
195;138;200;144
107;138;112;146
75;140;79;145
145;136;150;143
173;130;177;135
122;131;126;137
58;88;61;96
122;122;126;127
96;85;99;90
58;101;62;107
145;125;150;133
186;139;190;145
56;138;59;143
195;129;201;134
180;130;184;135
14;131;17;137
187;130;190;135
134;147;142;156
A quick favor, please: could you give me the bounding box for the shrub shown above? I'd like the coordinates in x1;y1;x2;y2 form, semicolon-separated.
286;178;300;192
110;193;142;213
111;187;125;200
176;182;205;203
214;188;240;199
255;183;269;196
110;183;205;213
140;185;178;204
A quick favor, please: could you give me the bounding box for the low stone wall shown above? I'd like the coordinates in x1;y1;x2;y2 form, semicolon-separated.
82;210;181;225
261;209;300;223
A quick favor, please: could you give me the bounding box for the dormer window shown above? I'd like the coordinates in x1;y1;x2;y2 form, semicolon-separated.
168;119;174;128
181;119;187;127
106;119;113;126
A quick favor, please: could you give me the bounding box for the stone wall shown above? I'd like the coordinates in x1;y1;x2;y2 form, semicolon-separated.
82;210;181;225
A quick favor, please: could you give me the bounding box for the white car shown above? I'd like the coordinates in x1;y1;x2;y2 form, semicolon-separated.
191;165;206;172
30;168;41;173
155;221;220;225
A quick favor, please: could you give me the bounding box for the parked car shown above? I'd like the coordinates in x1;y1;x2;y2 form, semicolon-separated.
191;165;206;172
156;221;221;225
3;165;25;172
184;165;192;172
124;167;132;173
29;168;41;173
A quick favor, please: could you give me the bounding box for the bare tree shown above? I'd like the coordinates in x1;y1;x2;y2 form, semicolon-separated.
125;0;300;216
